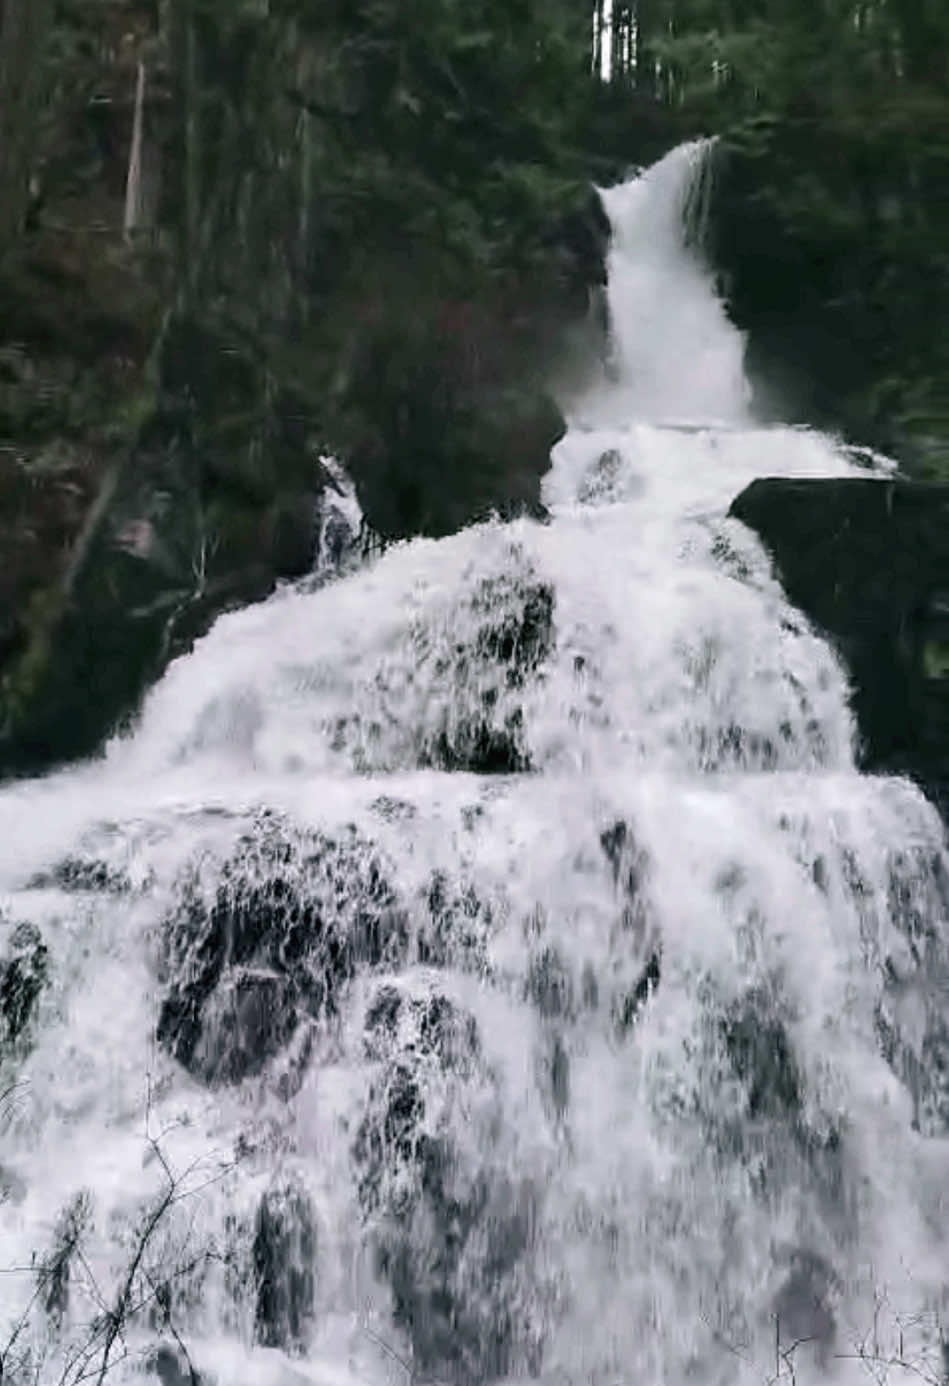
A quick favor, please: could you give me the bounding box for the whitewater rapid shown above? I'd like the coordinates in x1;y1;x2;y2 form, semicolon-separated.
1;142;946;1386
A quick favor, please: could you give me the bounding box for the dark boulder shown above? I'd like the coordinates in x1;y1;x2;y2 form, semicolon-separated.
156;813;406;1086
353;981;541;1385
40;1191;93;1328
577;448;635;505
525;945;577;1023
715;988;844;1206
147;1345;201;1386
415;871;495;972
599;819;662;1033
1;920;49;1056
330;547;556;775
343;298;566;543
730;478;949;815
253;1181;317;1353
186;970;299;1088
28;855;133;895
874;846;949;1136
772;1249;839;1369
417;562;555;775
722;993;802;1122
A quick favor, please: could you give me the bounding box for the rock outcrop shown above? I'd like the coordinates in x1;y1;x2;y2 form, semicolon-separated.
353;979;542;1385
156;814;406;1086
730;478;949;814
0;919;49;1058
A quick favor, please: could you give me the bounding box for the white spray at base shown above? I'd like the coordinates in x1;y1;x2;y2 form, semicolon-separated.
1;142;946;1386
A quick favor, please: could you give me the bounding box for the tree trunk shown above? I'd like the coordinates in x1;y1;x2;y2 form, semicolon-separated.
0;0;52;259
592;0;605;77
183;6;200;296
124;61;147;240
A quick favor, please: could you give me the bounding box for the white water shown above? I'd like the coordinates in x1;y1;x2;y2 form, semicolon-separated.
2;143;947;1386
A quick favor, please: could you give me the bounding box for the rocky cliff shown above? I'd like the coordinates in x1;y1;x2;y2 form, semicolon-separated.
731;477;949;816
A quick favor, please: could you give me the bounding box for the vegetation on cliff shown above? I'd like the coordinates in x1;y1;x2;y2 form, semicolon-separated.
1;0;948;773
600;0;949;471
0;0;613;771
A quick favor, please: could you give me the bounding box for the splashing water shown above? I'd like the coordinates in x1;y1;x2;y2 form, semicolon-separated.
1;143;946;1386
589;140;749;426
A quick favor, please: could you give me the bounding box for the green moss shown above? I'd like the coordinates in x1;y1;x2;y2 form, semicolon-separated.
922;641;949;682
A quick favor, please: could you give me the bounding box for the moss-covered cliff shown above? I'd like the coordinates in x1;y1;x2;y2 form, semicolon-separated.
0;0;628;776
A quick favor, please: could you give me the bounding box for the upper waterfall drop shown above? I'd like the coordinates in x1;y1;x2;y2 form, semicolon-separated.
590;139;750;426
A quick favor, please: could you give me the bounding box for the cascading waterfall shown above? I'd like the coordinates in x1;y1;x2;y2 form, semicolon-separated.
2;142;947;1386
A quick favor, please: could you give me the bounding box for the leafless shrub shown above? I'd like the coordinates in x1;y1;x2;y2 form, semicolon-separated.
1;1079;238;1386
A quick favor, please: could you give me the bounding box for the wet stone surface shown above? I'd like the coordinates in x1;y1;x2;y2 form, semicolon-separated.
1;919;49;1057
252;1181;317;1353
156;812;407;1085
353;980;542;1385
416;561;555;775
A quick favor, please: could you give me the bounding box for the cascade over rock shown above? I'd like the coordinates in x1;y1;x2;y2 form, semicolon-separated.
0;142;947;1386
0;919;49;1057
156;813;407;1086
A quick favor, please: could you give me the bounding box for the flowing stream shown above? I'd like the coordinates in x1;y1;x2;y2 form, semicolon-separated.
2;141;947;1386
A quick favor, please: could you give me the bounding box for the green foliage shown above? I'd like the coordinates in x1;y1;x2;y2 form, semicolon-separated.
615;0;949;471
141;0;605;533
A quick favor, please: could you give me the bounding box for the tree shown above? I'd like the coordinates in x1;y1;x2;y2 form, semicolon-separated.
602;0;949;471
0;0;53;258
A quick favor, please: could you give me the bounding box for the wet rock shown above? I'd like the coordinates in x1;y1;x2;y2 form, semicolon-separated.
730;477;949;813
722;993;802;1121
415;871;494;971
577;448;623;505
773;1249;839;1368
691;722;786;772
360;984;481;1084
369;795;417;823
525;946;575;1022
613;950;662;1033
874;847;949;1135
710;989;845;1208
147;1344;201;1386
188;970;299;1087
547;1034;570;1118
471;573;555;687
521;938;578;1119
599;819;649;903
377;1159;540;1386
253;1182;317;1353
353;981;540;1384
419;569;555;775
330;547;555;776
710;529;754;585
40;1192;92;1328
599;819;661;1031
0;920;49;1055
346;315;566;543
355;983;482;1214
577;448;647;505
157;813;406;1085
29;854;132;894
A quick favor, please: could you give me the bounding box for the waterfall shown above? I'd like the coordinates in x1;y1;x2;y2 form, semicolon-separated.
587;140;750;427
1;144;946;1386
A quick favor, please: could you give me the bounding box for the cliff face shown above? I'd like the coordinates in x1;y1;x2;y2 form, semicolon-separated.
730;477;949;815
706;125;949;480
0;1;626;777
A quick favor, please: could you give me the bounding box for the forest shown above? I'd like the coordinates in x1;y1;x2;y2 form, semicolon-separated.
0;0;948;769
